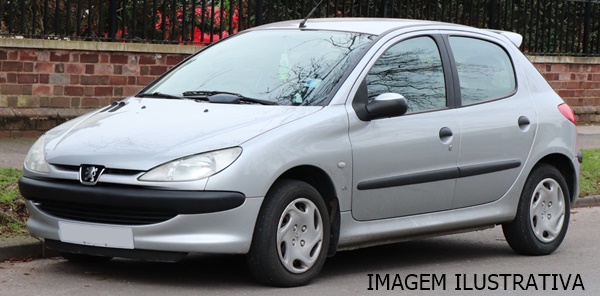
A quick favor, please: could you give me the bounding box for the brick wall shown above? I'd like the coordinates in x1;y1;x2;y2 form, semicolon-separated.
529;56;600;123
1;40;599;138
0;39;198;138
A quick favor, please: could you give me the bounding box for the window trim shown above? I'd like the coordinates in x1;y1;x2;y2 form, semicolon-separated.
352;33;457;120
442;34;519;108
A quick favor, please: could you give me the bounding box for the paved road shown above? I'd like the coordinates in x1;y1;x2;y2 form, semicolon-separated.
0;206;598;295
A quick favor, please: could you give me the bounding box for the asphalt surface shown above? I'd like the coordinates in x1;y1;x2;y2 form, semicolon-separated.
1;125;600;262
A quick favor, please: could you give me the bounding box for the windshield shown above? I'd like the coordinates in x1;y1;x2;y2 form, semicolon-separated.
142;30;373;106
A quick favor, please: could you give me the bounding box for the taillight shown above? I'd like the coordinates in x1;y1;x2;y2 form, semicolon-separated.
558;103;577;125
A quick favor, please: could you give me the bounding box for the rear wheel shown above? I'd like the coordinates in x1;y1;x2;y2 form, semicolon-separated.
247;180;330;287
502;164;570;255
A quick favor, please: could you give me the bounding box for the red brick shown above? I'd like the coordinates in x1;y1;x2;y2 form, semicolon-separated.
6;73;17;83
39;74;49;84
7;51;18;60
139;55;156;64
50;52;69;62
114;87;124;96
94;87;113;96
70;53;80;63
571;73;587;81
99;54;109;63
1;84;32;95
71;97;81;107
80;53;99;63
137;76;155;85
80;75;110;85
19;50;38;61
113;65;123;75
140;66;150;75
23;62;34;72
123;86;143;96
39;97;49;107
0;131;10;138
66;64;85;74
0;73;5;83
32;85;52;95
0;50;7;60
64;86;84;96
85;64;94;74
81;97;100;107
53;86;64;95
18;74;39;84
94;65;113;75
543;73;559;81
110;76;128;85
1;61;23;71
166;55;185;65
70;75;80;84
127;76;136;85
591;74;600;81
49;97;70;108
55;63;65;73
84;86;94;96
150;66;168;76
111;55;128;64
35;62;54;73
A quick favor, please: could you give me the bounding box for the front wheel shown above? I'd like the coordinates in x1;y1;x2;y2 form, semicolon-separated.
247;180;330;287
502;164;571;255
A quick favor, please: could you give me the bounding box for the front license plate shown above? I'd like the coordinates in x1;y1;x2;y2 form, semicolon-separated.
58;221;134;249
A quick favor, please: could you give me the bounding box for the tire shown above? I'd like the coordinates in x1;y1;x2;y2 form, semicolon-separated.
502;164;571;255
60;252;112;263
247;179;330;287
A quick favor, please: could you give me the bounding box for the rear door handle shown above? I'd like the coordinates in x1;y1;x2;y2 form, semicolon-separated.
518;116;530;131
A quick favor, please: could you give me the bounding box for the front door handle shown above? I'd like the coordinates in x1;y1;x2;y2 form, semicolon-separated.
439;127;453;145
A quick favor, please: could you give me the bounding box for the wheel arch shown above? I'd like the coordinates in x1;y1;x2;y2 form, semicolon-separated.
535;153;577;203
275;165;341;256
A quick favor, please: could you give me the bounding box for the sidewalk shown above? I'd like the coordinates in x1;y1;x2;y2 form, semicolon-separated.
2;126;600;262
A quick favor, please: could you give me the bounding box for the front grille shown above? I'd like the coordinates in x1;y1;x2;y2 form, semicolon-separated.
34;200;177;225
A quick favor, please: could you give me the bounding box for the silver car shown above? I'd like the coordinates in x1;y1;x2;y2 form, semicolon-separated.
19;18;581;287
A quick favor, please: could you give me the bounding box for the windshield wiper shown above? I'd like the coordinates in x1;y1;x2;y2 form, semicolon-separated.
182;91;278;105
136;92;183;100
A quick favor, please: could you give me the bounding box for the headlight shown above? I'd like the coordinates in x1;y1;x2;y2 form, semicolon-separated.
24;136;50;173
139;147;242;182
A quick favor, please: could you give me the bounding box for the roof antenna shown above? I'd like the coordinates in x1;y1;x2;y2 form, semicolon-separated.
299;0;324;28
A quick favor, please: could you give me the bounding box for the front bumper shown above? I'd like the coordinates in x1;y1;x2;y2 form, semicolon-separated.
21;176;264;255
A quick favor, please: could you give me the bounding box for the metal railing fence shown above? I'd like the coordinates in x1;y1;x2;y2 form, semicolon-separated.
1;0;599;56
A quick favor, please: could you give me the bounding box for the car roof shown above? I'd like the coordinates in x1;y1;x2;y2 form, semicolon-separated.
250;18;523;48
251;18;466;35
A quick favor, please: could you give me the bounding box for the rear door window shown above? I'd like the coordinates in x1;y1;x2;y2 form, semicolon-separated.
448;37;516;105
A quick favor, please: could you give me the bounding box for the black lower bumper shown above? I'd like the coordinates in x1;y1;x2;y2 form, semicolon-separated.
19;176;245;215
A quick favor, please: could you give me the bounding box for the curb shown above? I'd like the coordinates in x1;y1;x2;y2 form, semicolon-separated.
1;196;598;262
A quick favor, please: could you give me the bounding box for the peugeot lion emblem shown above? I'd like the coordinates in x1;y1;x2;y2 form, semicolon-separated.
79;165;105;185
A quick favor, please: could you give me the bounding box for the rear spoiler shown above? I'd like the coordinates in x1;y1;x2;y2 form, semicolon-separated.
485;30;523;48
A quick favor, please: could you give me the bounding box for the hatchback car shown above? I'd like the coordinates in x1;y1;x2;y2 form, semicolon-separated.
19;18;581;287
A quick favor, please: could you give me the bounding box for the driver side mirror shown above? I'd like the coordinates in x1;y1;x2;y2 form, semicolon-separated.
365;93;408;120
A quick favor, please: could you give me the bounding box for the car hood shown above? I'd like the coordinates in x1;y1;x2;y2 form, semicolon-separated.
43;97;321;170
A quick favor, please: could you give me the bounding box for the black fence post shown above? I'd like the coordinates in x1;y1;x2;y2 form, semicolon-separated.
256;0;263;26
108;0;118;41
380;0;388;17
488;0;498;29
583;0;591;55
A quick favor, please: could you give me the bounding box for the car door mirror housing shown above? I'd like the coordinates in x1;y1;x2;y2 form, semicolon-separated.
365;93;409;120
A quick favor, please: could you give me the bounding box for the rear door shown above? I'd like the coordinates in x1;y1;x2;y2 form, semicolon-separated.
446;34;538;209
